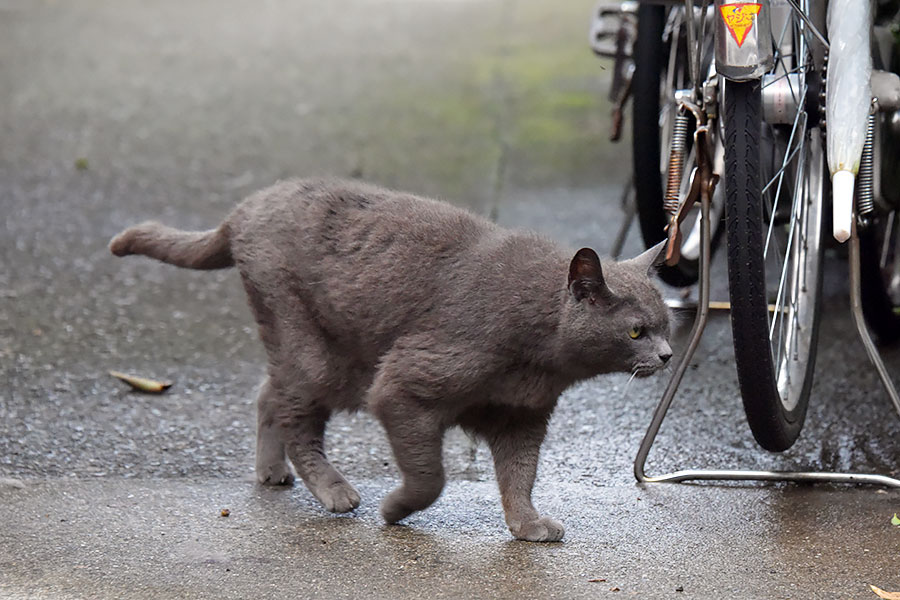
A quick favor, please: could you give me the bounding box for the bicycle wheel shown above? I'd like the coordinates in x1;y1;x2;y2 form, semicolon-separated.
860;208;900;344
724;25;826;452
859;38;900;344
632;4;724;287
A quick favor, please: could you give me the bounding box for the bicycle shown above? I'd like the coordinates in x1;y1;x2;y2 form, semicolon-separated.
593;1;728;287
593;0;900;457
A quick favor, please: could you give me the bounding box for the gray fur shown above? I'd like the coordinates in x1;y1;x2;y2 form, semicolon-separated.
109;178;671;542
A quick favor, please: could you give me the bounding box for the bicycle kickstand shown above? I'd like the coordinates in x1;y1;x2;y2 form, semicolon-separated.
632;133;900;488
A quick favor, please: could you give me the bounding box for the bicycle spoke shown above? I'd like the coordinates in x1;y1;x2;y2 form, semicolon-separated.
762;63;809;113
785;0;829;50
761;64;808;90
779;144;810;383
764;110;808;263
760;141;803;196
770;146;805;348
768;33;813;382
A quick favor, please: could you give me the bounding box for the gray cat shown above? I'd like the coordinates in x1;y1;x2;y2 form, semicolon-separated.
109;178;671;542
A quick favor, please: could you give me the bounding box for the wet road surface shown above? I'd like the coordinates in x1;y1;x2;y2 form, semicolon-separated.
2;1;900;598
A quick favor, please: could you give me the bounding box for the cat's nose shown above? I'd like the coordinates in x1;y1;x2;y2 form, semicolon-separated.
659;351;672;364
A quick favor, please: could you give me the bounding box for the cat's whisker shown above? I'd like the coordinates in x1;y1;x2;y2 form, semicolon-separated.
623;369;639;396
660;363;675;379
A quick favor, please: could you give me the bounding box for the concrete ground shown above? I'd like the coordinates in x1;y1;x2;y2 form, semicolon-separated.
1;1;900;598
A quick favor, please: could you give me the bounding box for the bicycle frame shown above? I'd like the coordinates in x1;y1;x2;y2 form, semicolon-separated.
632;0;900;486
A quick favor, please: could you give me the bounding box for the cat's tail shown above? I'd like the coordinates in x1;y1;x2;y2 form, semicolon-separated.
109;221;234;270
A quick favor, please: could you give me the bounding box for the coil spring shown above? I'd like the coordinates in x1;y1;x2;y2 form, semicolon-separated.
663;111;690;216
820;51;828;131
858;114;876;216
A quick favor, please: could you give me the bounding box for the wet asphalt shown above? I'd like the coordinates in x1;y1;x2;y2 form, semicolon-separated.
2;1;900;598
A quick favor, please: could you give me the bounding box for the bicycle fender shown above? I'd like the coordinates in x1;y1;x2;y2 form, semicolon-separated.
714;0;774;81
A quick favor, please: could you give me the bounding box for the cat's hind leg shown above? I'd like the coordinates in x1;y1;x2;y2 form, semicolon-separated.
244;286;297;486
256;376;295;486
282;404;361;513
241;277;360;511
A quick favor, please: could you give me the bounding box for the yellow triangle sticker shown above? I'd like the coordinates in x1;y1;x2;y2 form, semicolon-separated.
720;3;762;47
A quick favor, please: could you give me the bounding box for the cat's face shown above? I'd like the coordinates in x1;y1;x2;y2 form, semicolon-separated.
561;244;672;377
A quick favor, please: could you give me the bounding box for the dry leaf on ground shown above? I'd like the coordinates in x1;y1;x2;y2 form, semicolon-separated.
871;584;900;599
109;371;172;393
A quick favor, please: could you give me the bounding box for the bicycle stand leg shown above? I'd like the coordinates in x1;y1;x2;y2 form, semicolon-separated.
632;183;900;487
849;217;900;417
610;174;635;260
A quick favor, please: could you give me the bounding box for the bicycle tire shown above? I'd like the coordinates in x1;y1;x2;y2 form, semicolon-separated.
632;4;699;287
859;13;900;344
724;79;825;452
860;211;900;344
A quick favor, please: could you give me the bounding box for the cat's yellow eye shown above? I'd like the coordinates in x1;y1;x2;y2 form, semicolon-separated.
628;326;643;339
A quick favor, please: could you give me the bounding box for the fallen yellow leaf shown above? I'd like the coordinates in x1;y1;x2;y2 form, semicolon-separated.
109;371;172;393
870;584;900;599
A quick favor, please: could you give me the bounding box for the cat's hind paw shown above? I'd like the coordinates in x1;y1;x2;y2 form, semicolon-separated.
313;481;361;513
256;464;296;487
510;517;565;542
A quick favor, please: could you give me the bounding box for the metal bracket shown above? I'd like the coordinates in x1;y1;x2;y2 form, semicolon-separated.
632;135;900;488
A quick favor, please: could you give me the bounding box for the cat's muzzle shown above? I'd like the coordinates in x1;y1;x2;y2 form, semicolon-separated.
632;365;661;378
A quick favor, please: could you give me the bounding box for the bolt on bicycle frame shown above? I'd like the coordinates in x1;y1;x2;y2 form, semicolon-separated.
634;0;900;487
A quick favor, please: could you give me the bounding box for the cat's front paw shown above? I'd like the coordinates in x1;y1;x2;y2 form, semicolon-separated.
510;516;565;542
256;463;295;487
314;481;361;514
380;491;414;524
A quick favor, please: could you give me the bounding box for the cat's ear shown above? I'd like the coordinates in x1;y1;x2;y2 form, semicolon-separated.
631;240;668;277
568;248;609;303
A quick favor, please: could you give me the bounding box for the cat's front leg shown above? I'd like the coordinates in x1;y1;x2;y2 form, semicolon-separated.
484;413;564;542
